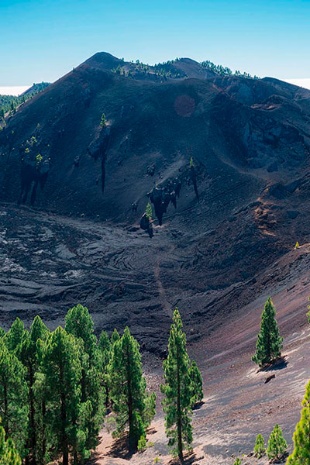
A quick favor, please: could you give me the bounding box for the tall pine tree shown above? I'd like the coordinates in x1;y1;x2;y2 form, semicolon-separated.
161;309;193;462
0;339;28;456
22;316;49;465
65;305;102;453
287;380;310;464
40;327;83;465
109;327;154;451
252;297;283;366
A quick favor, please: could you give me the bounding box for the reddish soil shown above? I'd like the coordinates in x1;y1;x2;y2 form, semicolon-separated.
87;246;310;465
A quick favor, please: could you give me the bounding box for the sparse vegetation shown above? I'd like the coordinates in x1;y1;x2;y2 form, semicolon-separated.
100;113;107;127
200;60;259;79
145;202;153;220
233;458;242;465
110;57;258;80
35;153;43;166
252;297;283;367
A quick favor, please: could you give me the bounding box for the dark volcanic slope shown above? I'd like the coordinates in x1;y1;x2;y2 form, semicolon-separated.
1;52;310;220
0;53;310;351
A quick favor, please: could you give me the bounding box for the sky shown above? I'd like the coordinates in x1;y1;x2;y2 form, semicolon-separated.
1;0;310;93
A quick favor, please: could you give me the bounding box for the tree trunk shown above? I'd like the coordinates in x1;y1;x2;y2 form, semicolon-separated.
177;351;183;462
126;345;134;450
60;365;68;465
3;382;8;437
42;399;46;464
29;366;37;464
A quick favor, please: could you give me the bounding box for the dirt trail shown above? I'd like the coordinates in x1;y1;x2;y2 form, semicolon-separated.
154;259;171;316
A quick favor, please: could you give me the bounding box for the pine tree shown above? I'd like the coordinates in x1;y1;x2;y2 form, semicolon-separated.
65;305;102;453
0;424;22;465
161;309;193;462
252;297;283;366
22;316;49;465
109;327;154;450
287;380;310;464
145;202;152;220
188;361;203;408
4;318;28;360
0;340;28;456
65;304;97;363
40;327;83;465
253;433;265;458
110;328;120;345
266;424;287;461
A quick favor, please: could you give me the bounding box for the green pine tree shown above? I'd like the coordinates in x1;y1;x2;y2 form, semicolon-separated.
189;361;203;408
65;304;102;453
100;113;106;127
253;433;265;458
22;316;49;465
287;380;310;464
266;424;287;461
110;328;120;345
252;297;283;366
109;327;154;450
40;327;83;465
0;340;28;456
161;309;193;462
4;318;28;360
145;202;153;220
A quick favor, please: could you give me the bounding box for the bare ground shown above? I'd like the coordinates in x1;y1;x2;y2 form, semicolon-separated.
90;262;310;465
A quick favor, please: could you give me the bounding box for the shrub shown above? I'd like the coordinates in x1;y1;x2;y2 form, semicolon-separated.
254;433;265;458
267;424;287;461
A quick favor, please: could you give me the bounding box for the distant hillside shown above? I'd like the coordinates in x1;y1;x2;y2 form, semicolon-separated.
0;82;49;119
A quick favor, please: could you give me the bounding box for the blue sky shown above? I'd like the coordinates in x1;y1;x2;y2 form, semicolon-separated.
1;0;310;88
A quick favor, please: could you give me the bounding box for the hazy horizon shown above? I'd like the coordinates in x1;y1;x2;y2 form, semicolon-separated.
1;77;310;97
